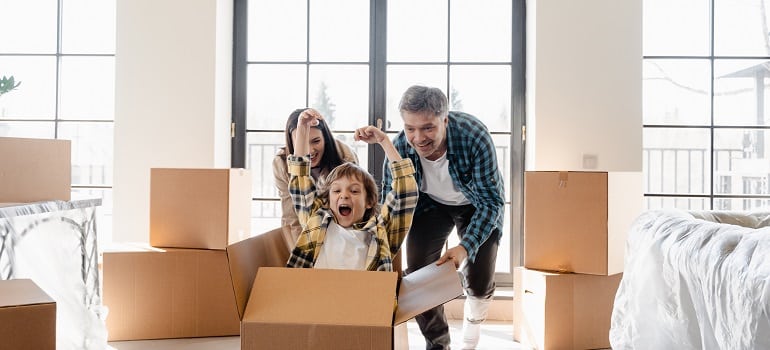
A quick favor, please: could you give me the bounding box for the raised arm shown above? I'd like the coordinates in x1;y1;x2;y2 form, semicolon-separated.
354;123;401;162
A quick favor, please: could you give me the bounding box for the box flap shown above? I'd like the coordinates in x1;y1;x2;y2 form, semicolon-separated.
394;262;463;325
0;279;55;308
225;228;289;319
245;267;397;327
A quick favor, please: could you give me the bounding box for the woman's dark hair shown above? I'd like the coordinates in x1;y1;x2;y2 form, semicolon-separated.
283;108;345;173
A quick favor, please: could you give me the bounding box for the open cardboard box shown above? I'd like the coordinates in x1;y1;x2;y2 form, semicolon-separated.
226;228;463;350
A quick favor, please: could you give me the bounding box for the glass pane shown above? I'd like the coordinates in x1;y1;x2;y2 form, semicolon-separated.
61;0;116;54
450;65;511;132
386;65;447;131
251;200;282;235
645;196;710;211
246;132;284;198
334;131;368;168
246;64;306;130
58;122;113;186
714;0;770;56
644;128;711;195
0;56;56;119
387;0;447;62
0;121;55;138
248;0;306;61
714;129;770;196
59;56;115;120
72;187;113;244
308;0;368;62
715;197;770;211
308;64;369;131
643;59;710;125
450;0;511;62
643;0;709;56
0;0;57;53
714;59;770;126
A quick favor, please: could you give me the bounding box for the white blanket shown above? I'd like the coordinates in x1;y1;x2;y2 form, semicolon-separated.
610;210;770;349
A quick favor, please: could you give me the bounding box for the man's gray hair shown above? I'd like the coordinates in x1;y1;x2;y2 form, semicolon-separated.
398;85;448;117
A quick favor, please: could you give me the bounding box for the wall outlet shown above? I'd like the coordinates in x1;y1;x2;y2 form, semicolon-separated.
582;154;598;169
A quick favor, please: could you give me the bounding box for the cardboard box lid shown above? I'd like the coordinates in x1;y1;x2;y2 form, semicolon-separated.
226;228;291;319
394;262;463;325
246;267;398;327
0;279;55;308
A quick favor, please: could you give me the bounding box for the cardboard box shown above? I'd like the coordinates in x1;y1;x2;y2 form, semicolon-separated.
150;168;251;250
0;279;56;350
226;228;463;350
0;137;71;202
103;245;240;340
524;171;643;275
513;267;621;350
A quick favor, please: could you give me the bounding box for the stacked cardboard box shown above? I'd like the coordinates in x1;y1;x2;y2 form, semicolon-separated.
0;137;71;202
0;279;57;350
102;168;251;341
514;171;642;350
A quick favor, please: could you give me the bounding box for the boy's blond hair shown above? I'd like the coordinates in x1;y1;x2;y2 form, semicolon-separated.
317;162;379;220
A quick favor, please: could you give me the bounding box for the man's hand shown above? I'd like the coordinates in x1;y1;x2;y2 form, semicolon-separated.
436;245;468;269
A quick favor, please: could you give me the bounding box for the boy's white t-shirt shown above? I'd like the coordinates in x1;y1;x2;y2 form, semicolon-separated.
315;221;372;270
419;151;470;206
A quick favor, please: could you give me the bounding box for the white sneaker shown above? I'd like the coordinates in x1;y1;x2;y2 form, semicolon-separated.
461;297;492;349
461;318;482;349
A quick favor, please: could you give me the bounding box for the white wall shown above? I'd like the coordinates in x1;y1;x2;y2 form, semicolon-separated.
526;0;642;172
113;0;233;242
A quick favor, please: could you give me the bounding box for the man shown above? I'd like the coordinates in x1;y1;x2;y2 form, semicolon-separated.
381;85;505;350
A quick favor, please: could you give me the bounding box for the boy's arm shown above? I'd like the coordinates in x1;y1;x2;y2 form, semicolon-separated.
378;159;418;255
287;155;317;229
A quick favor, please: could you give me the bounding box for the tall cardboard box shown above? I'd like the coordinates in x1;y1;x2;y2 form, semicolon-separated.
226;228;463;350
0;137;71;202
524;171;643;275
150;168;251;250
513;267;621;350
102;245;240;340
0;279;56;350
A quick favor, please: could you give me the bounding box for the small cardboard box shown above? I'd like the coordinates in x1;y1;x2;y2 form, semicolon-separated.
0;279;56;350
513;267;621;350
226;228;463;350
103;245;240;341
0;137;71;203
150;168;252;250
524;171;643;275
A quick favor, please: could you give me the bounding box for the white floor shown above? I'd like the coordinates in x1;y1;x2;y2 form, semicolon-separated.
108;319;525;350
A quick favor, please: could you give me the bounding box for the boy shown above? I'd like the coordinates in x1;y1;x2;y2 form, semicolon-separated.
286;109;418;271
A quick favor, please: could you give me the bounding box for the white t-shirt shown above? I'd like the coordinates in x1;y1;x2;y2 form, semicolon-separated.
315;221;371;270
419;151;470;206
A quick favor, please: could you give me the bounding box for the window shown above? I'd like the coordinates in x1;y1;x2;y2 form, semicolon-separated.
232;0;525;282
644;0;770;210
0;0;116;240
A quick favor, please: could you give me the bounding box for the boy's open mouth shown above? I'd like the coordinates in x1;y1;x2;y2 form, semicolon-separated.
338;204;352;216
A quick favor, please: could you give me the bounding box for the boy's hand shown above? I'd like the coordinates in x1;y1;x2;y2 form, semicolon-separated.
354;125;387;144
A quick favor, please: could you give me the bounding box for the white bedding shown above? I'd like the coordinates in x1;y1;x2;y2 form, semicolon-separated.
610;210;770;349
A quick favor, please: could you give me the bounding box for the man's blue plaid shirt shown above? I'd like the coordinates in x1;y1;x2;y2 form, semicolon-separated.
381;111;505;262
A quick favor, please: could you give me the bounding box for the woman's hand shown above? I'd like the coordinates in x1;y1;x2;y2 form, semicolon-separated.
298;108;323;130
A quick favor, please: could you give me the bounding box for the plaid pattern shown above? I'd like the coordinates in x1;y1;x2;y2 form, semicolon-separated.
381;111;505;262
286;155;418;271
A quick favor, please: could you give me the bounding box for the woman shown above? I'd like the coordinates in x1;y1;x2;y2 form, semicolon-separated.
273;108;358;251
